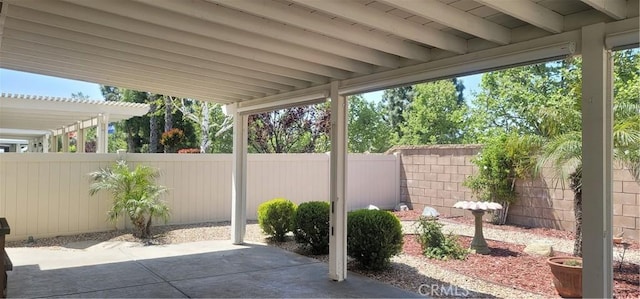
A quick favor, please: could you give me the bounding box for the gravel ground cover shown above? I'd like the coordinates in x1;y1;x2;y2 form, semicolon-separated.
8;216;639;298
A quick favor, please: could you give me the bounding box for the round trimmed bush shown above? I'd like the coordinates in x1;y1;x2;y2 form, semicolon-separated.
257;198;297;242
347;209;403;270
294;201;330;254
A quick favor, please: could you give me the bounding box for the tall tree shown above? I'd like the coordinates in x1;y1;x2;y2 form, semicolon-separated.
381;86;413;139
468;61;578;140
164;95;173;133
173;98;232;153
451;77;465;105
348;95;392;153
248;104;330;153
148;94;160;153
399;81;468;145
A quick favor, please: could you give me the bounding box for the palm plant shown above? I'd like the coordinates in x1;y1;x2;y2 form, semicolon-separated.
538;101;639;257
89;160;169;239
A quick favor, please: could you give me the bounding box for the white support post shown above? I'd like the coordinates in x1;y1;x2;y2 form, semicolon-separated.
42;134;49;153
329;81;348;281
61;127;69;152
96;114;109;153
581;22;613;298
76;121;85;153
231;104;248;245
51;134;58;153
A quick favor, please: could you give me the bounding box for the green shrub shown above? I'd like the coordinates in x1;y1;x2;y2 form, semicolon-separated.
347;209;403;270
257;198;297;242
417;217;468;260
294;201;330;254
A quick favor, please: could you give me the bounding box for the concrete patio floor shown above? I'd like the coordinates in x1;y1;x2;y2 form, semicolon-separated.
7;240;421;298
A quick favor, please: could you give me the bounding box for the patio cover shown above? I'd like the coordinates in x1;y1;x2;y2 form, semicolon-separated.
0;93;149;151
0;0;638;296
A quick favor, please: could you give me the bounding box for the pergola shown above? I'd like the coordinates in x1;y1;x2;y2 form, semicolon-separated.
0;93;149;152
0;0;638;296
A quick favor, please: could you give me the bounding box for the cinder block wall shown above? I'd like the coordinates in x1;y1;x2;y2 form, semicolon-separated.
391;145;640;241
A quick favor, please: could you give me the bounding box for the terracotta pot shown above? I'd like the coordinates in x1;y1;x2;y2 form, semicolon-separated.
547;256;582;298
613;237;623;244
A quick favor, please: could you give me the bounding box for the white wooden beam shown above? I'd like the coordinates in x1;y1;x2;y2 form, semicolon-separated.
1;49;262;100
581;22;613;298
379;0;511;45
0;1;8;49
476;0;564;33
134;0;401;69
62;0;374;75
328;81;348;282
210;0;431;61
292;0;467;54
5;18;311;89
8;2;346;79
0;60;238;103
581;0;627;20
3;31;282;95
231;104;248;245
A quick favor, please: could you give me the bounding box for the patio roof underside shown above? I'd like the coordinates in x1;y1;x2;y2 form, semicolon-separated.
0;0;638;111
0;93;149;140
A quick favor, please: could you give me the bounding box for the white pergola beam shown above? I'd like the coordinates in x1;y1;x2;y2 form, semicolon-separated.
0;60;232;103
8;3;345;80
1;52;254;100
292;0;467;54
5;18;311;89
211;0;431;61
581;22;613;298
476;0;564;34
134;0;400;69
3;35;279;96
581;0;627;20
379;0;511;45
61;0;374;75
4;27;292;92
328;81;348;282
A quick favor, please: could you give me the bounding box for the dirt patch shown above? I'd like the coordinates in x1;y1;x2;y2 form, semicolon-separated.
403;235;639;298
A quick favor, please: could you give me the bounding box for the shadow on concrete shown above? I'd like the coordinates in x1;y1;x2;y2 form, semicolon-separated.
355;260;497;298
8;242;421;298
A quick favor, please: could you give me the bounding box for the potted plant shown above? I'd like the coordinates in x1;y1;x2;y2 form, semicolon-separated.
547;256;582;298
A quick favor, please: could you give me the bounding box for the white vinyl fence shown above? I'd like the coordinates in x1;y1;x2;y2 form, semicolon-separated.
0;153;399;241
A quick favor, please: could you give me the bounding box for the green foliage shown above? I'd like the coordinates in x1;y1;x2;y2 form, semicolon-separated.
248;104;330;153
399;81;468;145
416;217;468;260
293;201;330;254
347;209;403;270
382;86;413;139
464;133;540;204
348;95;393;153
257;198;297;242
88;160;169;239
160;128;185;153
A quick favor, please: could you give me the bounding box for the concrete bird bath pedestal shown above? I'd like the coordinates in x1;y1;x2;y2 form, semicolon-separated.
453;201;503;254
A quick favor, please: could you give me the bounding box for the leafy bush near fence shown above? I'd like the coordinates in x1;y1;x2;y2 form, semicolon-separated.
417;217;468;260
347;209;403;270
294;201;330;254
257;198;297;242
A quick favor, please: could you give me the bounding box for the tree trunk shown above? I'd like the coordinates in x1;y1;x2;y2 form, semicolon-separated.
149;102;158;153
145;217;153;239
573;189;582;257
164;96;173;133
200;102;211;153
126;125;135;153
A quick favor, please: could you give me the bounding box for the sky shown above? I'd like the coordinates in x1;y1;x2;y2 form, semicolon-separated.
0;68;482;102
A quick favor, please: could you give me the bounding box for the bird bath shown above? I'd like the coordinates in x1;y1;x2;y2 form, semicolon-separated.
453;201;503;254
